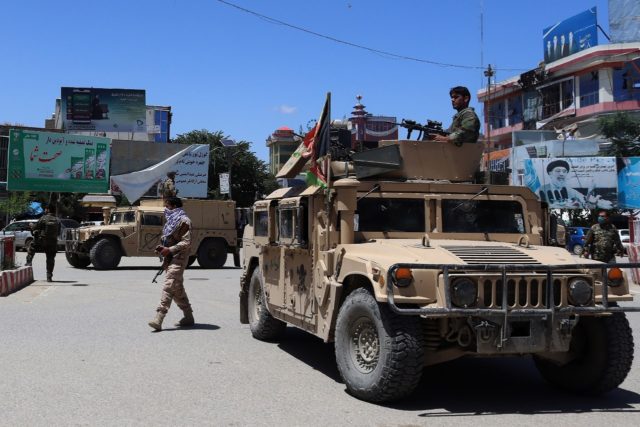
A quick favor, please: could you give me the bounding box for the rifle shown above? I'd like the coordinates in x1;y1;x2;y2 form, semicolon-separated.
399;119;449;140
152;245;173;283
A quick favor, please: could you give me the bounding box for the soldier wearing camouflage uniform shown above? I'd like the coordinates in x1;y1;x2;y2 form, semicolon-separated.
584;210;624;263
158;171;177;201
432;86;480;146
148;196;194;331
25;205;60;282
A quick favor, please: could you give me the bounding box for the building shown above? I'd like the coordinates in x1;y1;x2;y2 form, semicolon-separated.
348;95;398;149
266;126;302;176
478;42;640;150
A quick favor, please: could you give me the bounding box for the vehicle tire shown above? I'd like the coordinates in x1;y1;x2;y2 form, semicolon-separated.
24;238;33;252
534;311;634;395
187;256;197;267
197;238;227;269
248;267;286;341
572;244;584;255
89;238;122;270
334;287;424;402
65;251;91;268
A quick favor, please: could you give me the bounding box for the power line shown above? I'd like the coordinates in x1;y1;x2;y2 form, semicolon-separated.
215;0;527;72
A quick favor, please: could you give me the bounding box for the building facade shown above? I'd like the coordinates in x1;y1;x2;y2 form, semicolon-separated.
478;42;640;150
266;126;302;176
348;95;398;149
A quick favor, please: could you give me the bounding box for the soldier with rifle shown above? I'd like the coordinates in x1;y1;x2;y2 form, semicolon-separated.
148;196;194;331
431;86;480;146
25;204;60;282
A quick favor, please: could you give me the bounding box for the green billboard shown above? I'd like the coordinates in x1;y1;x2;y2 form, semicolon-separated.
7;129;111;193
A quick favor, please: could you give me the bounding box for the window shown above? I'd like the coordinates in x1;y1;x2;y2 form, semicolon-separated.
507;96;523;125
254;211;269;237
579;71;599;107
489;101;505;129
143;214;163;226
278;209;294;240
539;78;574;119
613;59;640;102
356;199;425;232
441;200;525;233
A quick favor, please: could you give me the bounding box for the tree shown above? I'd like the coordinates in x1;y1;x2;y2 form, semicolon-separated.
0;191;32;222
172;129;278;207
600;112;640;157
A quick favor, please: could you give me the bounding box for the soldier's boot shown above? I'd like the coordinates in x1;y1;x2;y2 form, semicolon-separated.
25;255;33;267
148;312;166;331
46;272;52;282
175;310;195;327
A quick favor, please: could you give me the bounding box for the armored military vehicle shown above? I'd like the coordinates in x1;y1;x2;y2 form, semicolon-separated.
240;136;638;403
66;198;239;269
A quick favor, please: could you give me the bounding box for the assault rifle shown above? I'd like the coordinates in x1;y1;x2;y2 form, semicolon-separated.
399;119;449;140
152;245;172;283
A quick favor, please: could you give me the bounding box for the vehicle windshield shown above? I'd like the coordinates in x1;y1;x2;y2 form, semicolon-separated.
356;198;425;232
442;199;526;233
110;211;135;224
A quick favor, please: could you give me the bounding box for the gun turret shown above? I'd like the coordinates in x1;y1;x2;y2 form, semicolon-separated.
400;119;449;140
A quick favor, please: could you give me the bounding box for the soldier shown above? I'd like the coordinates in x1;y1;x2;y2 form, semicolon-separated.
158;171;177;200
25;204;61;282
583;210;624;263
148;196;194;331
431;86;480;146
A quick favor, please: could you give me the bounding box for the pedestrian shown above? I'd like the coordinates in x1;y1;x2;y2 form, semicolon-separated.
25;204;60;282
583;210;624;263
158;171;177;200
431;86;480;146
148;196;194;331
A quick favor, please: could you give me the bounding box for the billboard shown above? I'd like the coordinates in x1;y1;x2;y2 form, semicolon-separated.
60;87;146;132
609;0;640;43
173;145;210;198
523;157;617;209
617;157;640;208
543;7;598;63
7;129;110;193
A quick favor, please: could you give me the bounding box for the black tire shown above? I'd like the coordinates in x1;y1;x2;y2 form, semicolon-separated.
187;256;197;267
248;268;286;341
65;251;91;268
233;249;241;267
334;288;424;402
572;244;584;256
24;238;33;252
197;238;227;269
89;238;122;270
534;312;634;395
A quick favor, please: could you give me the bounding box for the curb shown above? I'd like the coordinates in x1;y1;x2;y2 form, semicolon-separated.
0;266;34;297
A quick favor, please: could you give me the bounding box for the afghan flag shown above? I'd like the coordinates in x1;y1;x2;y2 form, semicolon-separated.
303;92;331;187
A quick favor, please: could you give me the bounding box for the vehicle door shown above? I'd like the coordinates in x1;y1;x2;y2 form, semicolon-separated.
138;211;164;255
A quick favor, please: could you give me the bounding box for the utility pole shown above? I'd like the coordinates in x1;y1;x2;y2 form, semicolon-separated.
484;64;495;185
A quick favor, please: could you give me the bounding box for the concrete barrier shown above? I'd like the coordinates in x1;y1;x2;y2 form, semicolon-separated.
0;266;34;297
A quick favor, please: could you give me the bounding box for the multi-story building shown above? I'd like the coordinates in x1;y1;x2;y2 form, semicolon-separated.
348;95;398;149
478;43;640;151
266;126;302;176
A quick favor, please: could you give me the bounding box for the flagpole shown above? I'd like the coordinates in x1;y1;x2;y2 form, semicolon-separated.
325;92;332;218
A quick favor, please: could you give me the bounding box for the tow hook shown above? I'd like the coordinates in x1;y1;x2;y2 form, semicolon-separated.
559;315;579;335
471;319;496;343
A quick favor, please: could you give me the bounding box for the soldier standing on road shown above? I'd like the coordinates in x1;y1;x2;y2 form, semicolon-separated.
158;171;177;201
148;196;194;331
584;210;624;263
431;86;481;146
25;204;60;282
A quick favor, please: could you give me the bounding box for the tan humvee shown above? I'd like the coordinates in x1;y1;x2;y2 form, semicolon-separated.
240;139;638;403
65;198;239;270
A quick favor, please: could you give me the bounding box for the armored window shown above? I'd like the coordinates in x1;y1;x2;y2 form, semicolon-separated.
356;198;425;232
123;212;135;223
110;213;122;224
441;199;525;234
143;214;163;226
255;211;269;237
278;209;294;240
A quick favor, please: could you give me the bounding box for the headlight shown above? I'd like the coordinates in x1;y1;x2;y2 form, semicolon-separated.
392;267;413;287
607;267;624;287
450;277;477;307
568;278;593;306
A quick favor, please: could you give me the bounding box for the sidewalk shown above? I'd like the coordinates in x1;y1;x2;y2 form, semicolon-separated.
0;266;34;296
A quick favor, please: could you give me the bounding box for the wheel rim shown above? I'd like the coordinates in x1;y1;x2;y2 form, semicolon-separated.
349;316;380;374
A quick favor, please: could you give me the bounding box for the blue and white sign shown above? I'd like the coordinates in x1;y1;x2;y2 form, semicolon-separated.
543;7;598;63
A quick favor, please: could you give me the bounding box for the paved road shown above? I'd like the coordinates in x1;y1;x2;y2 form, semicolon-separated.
2;251;640;426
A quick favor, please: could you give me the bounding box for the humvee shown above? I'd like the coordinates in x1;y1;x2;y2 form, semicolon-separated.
240;139;638;403
66;198;239;270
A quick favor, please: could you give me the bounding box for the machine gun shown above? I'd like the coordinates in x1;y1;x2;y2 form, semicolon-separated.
399;119;449;140
152;240;173;283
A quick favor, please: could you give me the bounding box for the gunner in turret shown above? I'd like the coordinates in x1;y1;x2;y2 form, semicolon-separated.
432;86;480;147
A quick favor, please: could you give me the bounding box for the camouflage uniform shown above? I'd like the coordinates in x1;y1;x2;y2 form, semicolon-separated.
26;213;60;281
584;222;624;263
156;216;192;315
159;177;177;200
447;107;480;146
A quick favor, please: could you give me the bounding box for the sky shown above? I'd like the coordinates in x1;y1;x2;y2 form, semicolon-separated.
0;0;613;162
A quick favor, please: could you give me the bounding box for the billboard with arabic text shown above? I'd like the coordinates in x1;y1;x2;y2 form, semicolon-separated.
7;129;111;193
